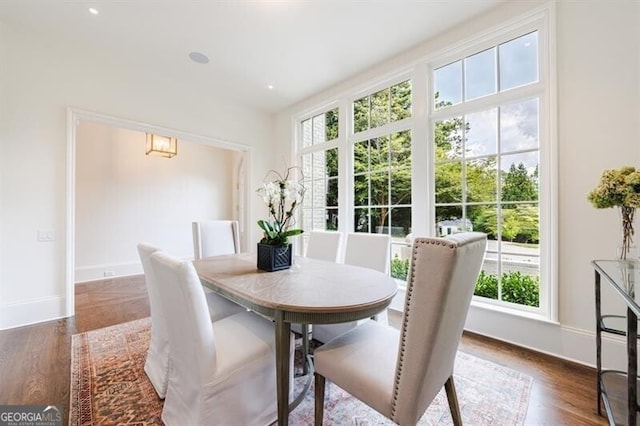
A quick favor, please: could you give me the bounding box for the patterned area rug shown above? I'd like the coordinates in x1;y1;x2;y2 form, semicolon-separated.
69;317;532;425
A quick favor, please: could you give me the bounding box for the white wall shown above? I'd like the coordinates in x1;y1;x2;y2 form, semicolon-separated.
276;0;640;367
74;121;236;282
0;20;279;329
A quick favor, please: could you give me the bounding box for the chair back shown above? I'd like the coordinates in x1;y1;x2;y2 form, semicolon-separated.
137;242;169;395
305;230;342;262
343;233;391;273
192;220;240;259
150;252;217;383
392;232;487;425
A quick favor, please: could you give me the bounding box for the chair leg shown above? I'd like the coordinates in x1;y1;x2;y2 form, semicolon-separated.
445;375;463;426
314;372;326;426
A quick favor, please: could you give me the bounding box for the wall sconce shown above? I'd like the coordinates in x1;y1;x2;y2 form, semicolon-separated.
146;133;178;158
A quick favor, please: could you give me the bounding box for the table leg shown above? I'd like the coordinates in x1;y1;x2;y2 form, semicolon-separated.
275;311;291;426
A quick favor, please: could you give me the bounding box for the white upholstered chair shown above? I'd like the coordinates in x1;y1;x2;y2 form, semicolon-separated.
312;232;391;343
313;232;487;426
150;251;295;426
192;220;240;259
137;242;244;398
305;230;342;262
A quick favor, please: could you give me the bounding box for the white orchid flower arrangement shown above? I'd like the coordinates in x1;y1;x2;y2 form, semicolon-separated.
256;166;306;247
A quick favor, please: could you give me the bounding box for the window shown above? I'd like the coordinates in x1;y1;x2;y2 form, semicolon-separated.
432;31;544;311
352;80;412;280
298;108;340;252
293;12;554;320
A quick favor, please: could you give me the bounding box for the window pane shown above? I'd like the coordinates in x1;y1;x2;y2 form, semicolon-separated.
435;161;462;203
325;108;339;141
354;140;369;174
467;157;497;202
312;180;325;209
370;136;389;172
435;117;464;161
434;61;462;109
302;119;312;148
354;174;369;206
371;88;390;128
353;97;369;133
326;208;339;231
371;207;389;234
465;47;496;101
326;148;339;177
475;262;499;300
467;204;497;241
370;172;389;206
435;205;462;237
501;152;539;203
302;179;312;208
501;99;539;153
390;80;412;122
466;109;498;157
390;206;411;238
500;203;539;244
499;31;538;91
302;208;312;232
354;208;369;232
326;178;338;207
312;114;326;145
391;131;411;168
391;169;411;205
312;151;327;180
301;153;312;182
500;215;540;307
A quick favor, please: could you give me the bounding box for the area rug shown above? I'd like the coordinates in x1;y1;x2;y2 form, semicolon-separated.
70;317;532;425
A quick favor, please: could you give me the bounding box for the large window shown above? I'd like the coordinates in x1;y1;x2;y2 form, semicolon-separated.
299;108;340;252
432;31;543;310
352;80;413;280
294;15;553;319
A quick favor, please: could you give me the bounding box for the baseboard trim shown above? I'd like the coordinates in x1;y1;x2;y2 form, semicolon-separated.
75;261;143;283
1;295;68;330
465;304;631;370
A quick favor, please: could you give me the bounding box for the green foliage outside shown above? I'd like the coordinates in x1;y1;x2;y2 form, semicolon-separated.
391;255;410;281
474;270;540;307
317;90;543;307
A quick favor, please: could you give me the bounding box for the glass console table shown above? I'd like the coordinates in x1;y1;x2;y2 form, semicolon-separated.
593;260;640;425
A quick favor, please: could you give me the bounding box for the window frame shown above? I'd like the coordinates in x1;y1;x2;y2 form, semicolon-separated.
292;7;556;321
427;15;556;320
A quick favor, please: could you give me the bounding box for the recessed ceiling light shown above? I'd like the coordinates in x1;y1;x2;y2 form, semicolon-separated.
267;85;274;90
88;8;99;15
189;52;210;64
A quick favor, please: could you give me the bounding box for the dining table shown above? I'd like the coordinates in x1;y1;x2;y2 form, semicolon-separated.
192;252;398;426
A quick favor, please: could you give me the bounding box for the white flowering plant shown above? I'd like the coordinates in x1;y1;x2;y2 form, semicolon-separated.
256;166;306;247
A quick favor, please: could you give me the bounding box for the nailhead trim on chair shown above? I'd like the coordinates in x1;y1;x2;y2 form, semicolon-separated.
390;238;456;420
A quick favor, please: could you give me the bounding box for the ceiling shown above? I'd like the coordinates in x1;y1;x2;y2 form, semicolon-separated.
0;0;506;113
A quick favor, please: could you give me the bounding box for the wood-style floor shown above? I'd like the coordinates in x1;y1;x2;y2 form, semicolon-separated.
0;275;607;425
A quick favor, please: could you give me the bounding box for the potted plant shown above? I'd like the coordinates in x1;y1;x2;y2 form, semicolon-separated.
256;166;306;271
588;166;640;260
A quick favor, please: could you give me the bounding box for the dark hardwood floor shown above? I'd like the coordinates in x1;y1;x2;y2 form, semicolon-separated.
0;275;606;425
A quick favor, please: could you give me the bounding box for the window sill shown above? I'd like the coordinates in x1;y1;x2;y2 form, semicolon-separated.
469;299;559;326
390;283;558;326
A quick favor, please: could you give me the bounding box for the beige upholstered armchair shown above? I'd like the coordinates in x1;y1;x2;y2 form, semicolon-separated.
313;232;487;425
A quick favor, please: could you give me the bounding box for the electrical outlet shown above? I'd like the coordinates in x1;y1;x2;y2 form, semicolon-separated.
104;271;115;277
37;229;56;242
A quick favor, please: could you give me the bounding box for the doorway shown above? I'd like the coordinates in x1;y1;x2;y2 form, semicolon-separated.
65;108;251;316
